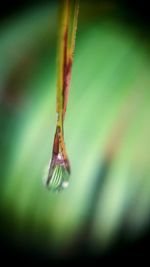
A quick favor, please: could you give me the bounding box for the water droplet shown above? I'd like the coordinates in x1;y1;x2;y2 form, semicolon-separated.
45;154;70;192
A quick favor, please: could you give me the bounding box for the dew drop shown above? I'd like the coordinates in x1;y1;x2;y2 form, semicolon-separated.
45;154;70;192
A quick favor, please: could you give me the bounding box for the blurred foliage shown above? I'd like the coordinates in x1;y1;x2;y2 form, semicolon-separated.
0;0;150;258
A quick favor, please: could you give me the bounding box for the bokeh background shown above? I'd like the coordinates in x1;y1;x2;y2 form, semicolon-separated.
0;0;150;263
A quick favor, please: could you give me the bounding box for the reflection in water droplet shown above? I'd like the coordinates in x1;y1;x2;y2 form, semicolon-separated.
44;153;70;192
46;163;70;192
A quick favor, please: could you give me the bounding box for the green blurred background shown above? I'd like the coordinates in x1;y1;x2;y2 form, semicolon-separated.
0;0;150;262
